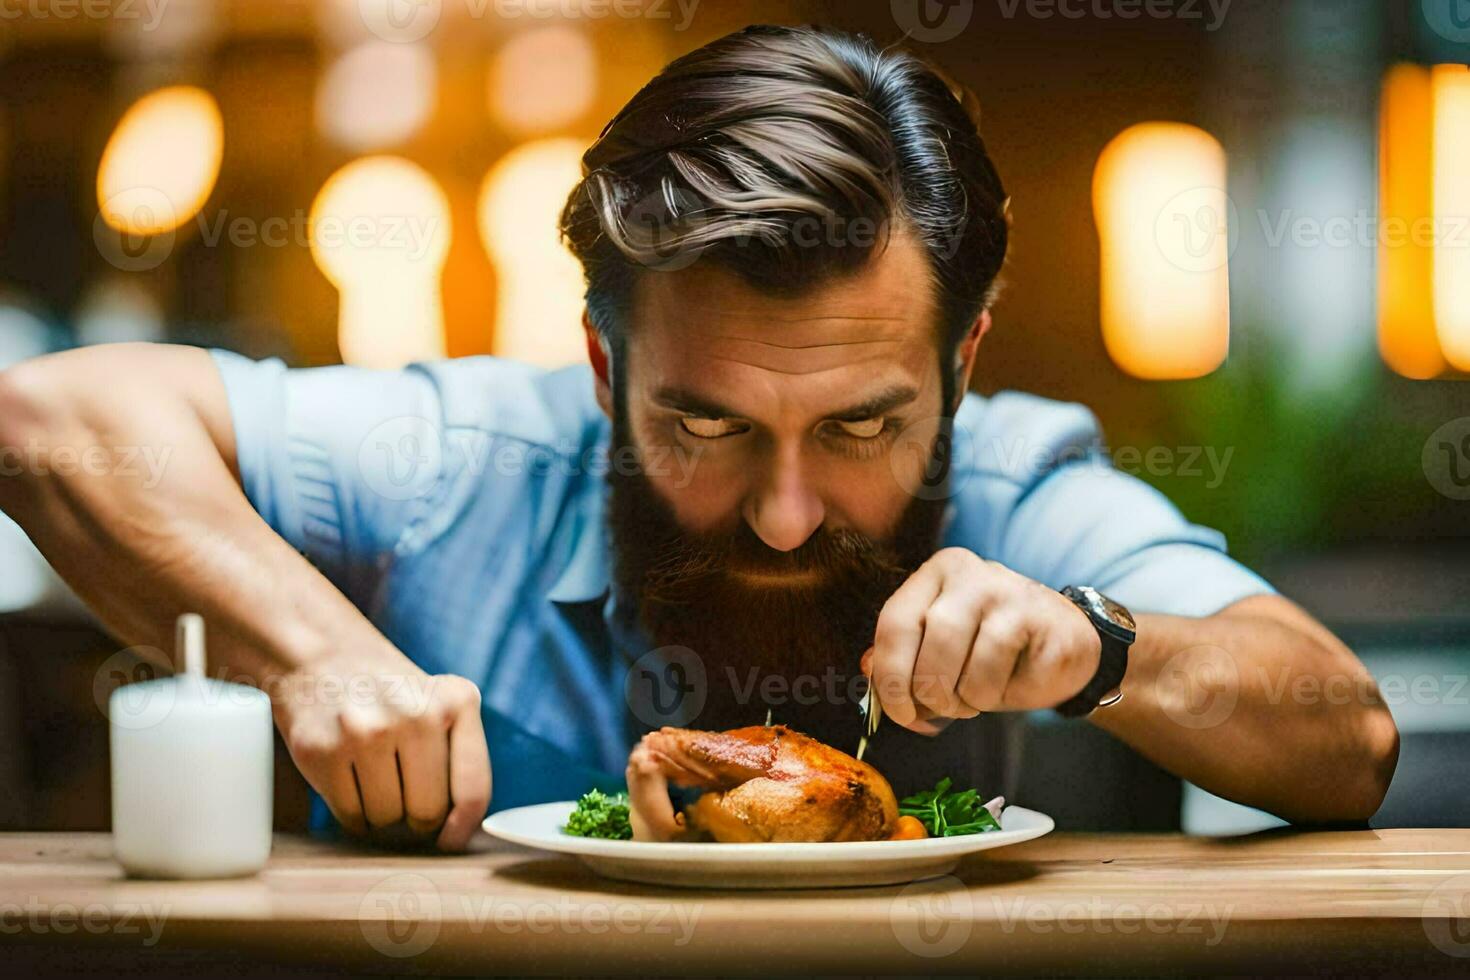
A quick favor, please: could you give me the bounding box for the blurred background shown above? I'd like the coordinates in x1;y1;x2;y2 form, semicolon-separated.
0;0;1466;835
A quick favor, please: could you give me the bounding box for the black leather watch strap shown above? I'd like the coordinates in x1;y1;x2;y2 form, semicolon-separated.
1055;630;1129;719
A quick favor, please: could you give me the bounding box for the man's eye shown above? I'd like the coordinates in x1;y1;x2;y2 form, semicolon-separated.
679;417;746;439
834;418;886;439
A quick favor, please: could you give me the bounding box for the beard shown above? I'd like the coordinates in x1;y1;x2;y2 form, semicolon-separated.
607;415;950;736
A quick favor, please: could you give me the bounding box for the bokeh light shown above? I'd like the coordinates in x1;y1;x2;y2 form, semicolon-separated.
310;156;451;369
96;86;224;236
316;41;436;152
488;26;597;137
478;139;587;367
1092;122;1231;380
1377;64;1443;380
1432;63;1470;372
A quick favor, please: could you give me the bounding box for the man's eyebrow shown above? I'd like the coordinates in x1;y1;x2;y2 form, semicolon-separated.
652;386;740;418
652;384;921;420
827;384;920;421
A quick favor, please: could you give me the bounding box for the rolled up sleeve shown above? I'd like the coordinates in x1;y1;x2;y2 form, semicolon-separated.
208;349;448;605
950;390;1274;619
1002;461;1274;617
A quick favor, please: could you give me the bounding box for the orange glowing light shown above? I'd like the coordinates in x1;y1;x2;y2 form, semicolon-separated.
309;156;451;369
1378;64;1443;380
477;139;588;367
97;86;223;236
1432;64;1470;372
1093;123;1231;380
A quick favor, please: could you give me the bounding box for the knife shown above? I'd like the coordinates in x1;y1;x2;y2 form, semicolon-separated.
856;681;883;761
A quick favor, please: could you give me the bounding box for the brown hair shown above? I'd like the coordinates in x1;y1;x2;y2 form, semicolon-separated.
560;24;1009;361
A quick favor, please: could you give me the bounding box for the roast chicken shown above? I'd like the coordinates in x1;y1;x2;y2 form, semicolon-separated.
626;724;919;842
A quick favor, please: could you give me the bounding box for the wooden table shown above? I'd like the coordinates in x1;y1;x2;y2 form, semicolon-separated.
2;830;1467;976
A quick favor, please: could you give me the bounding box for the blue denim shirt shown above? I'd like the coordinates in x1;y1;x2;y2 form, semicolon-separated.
210;350;1273;816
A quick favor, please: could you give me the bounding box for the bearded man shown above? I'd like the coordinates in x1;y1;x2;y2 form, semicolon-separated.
0;25;1397;849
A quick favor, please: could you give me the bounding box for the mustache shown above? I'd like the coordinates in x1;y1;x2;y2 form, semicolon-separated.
639;520;911;606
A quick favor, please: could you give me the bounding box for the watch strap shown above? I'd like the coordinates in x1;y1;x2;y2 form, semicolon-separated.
1055;629;1129;719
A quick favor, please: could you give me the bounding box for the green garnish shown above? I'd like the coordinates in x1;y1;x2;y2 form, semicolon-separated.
899;778;1002;837
563;789;633;840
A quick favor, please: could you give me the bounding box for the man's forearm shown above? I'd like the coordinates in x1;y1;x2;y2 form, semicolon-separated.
1091;594;1399;823
0;345;492;848
0;344;401;684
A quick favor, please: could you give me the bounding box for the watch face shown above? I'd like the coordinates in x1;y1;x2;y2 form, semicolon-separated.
1096;593;1136;633
1068;586;1137;642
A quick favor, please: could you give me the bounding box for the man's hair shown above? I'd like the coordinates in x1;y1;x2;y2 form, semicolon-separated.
560;24;1009;361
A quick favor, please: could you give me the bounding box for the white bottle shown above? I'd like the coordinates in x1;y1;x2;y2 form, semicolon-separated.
109;614;273;878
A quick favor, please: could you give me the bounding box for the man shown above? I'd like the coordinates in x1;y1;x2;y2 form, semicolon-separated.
0;26;1397;851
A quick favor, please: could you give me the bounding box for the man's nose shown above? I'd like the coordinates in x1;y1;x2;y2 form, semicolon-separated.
745;442;825;552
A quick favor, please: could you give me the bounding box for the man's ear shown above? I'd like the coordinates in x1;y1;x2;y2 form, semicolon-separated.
584;312;613;419
951;310;991;410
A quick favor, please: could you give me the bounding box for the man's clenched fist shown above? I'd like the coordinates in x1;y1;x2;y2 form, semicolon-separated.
272;652;491;851
865;548;1102;733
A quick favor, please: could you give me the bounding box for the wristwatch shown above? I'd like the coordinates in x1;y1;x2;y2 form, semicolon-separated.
1054;585;1136;718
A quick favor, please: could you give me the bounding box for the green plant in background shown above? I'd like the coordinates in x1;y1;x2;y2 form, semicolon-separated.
1108;328;1445;570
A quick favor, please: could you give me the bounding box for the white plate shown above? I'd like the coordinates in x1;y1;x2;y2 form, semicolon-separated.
483;801;1054;889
